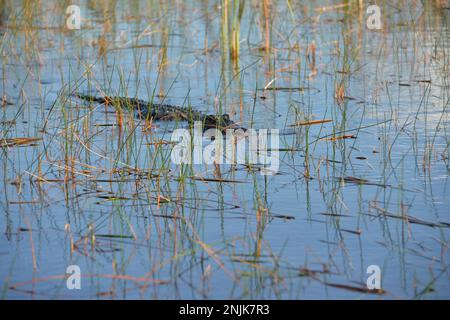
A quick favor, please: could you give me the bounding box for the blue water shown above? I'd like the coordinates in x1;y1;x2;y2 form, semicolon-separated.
0;0;449;299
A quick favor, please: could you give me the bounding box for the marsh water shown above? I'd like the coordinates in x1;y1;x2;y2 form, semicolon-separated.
0;0;449;299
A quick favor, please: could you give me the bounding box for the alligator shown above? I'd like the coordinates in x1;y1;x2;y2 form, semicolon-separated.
74;93;244;132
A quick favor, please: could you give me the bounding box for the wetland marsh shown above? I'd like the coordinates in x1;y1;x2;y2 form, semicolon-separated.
0;0;449;299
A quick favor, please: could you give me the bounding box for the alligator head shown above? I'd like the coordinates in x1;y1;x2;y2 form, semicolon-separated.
203;114;235;130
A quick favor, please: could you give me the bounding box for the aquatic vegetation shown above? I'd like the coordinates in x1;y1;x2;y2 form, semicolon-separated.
0;0;449;299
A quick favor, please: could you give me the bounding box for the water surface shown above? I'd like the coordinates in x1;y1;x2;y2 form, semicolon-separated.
0;0;449;299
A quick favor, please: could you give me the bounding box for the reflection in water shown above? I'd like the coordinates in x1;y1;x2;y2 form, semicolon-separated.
0;0;449;299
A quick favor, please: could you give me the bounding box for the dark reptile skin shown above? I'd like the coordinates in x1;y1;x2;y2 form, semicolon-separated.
75;93;242;131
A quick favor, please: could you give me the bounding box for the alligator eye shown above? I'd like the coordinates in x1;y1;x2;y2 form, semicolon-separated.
222;114;230;122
